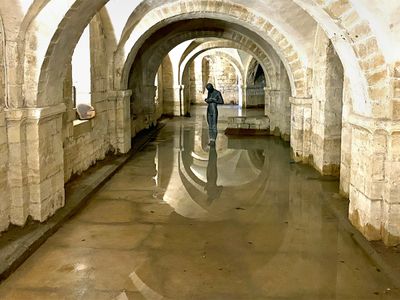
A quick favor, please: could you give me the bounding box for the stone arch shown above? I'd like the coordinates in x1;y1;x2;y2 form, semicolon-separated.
0;1;28;108
26;0;109;108
245;58;263;87
181;49;245;111
127;24;277;119
245;57;267;108
19;0;387;117
178;40;274;89
182;48;245;86
8;0;397;246
16;0;388;118
292;0;389;118
22;0;82;107
124;17;291;116
116;1;308;98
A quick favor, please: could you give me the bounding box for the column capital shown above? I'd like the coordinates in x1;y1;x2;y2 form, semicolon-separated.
5;103;66;122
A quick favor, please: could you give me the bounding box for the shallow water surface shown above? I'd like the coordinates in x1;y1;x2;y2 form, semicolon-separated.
0;107;398;299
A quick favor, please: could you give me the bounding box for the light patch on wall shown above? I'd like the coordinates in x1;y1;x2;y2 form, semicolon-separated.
72;26;91;106
105;0;142;43
169;40;194;85
19;0;35;15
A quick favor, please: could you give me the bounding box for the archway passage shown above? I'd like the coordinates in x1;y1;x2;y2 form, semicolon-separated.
0;0;398;262
246;59;267;109
182;48;245;111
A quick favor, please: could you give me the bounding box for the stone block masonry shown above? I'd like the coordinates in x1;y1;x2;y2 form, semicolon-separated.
226;116;270;133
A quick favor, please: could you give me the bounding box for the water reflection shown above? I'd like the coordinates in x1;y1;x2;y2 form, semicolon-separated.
2;109;398;300
204;145;222;204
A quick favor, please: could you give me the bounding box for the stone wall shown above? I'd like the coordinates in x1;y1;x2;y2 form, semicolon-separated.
227;116;270;130
0;0;398;246
190;55;239;105
339;77;353;197
0;108;9;230
246;60;266;107
267;62;291;141
63;16;114;182
189;58;205;106
311;27;344;176
162;55;177;116
246;86;265;107
0;19;8;231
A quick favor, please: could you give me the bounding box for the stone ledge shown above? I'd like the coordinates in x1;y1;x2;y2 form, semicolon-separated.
73;119;92;137
349;113;400;134
5;103;66;121
0;123;164;282
289;97;312;106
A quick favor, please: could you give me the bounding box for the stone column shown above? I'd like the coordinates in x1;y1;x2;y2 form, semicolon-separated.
6;103;66;223
115;90;132;154
290;97;312;162
264;87;272;117
0;108;9;230
269;90;280;135
164;85;182;116
142;85;157;115
384;130;400;245
5;110;29;225
347;115;400;245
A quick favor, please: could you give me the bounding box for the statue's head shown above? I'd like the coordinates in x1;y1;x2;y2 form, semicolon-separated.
206;83;214;92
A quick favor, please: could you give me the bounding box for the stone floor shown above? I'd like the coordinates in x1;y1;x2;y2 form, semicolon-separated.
0;106;399;299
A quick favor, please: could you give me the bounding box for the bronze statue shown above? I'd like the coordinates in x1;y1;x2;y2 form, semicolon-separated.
205;83;224;145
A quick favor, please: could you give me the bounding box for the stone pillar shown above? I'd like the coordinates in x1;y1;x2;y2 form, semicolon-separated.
339;78;353;196
6;103;66;223
0;108;9;230
142;85;157;115
164;85;182;116
115;90;132;154
240;85;247;108
290;97;312;162
383;131;400;245
264;87;271;117
340;121;352;196
180;85;187;116
5;110;29;225
269;90;280;135
347;115;400;245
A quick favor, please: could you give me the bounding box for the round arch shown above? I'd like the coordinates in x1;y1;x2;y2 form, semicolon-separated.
178;40;274;90
117;3;307;98
17;0;387;118
122;18;290;103
181;49;245;111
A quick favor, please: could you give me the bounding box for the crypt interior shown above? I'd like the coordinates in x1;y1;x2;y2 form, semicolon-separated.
0;0;400;299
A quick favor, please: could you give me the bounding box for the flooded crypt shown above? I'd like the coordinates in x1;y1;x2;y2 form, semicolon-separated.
0;0;400;299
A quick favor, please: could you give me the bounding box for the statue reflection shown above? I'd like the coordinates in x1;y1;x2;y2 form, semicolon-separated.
204;144;223;205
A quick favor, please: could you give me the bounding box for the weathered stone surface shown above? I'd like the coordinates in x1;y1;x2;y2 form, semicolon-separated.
0;0;399;248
